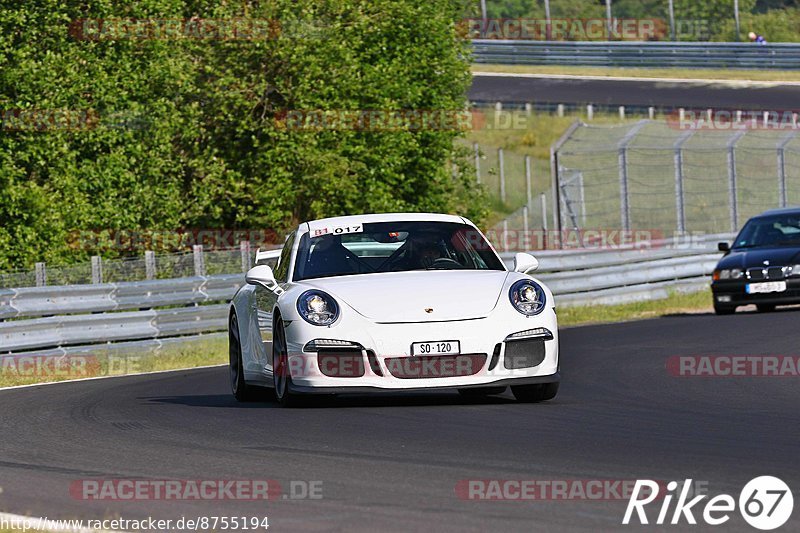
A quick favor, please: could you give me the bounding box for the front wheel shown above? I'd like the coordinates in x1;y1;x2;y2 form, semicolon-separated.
273;316;304;407
511;382;559;403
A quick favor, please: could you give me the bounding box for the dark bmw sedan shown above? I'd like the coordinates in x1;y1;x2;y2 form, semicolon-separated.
712;207;800;314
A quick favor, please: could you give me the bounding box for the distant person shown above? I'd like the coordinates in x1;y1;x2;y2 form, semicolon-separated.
748;31;767;45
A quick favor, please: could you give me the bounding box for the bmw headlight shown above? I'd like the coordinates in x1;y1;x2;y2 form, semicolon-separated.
509;280;546;316
713;268;743;281
789;265;800;277
297;290;339;326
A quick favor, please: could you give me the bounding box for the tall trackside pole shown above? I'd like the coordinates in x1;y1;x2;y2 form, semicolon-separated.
777;132;796;208
549;120;583;248
617;120;648;233
668;0;676;40
544;0;552;40
727;130;747;232
673;130;694;235
525;155;532;207
474;142;481;183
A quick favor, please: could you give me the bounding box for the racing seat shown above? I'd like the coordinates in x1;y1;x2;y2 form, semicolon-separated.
305;237;359;278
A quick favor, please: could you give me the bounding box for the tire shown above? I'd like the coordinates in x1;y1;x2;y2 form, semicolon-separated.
511;382;559;403
714;304;735;315
756;304;776;313
273;316;304;407
457;386;506;398
229;312;257;402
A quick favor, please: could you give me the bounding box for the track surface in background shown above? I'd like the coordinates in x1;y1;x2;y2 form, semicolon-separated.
470;73;800;110
1;310;799;531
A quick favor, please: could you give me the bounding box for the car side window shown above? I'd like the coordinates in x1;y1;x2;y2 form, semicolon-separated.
273;232;295;283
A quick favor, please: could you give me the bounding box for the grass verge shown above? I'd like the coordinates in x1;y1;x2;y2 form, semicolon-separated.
472;64;800;83
0;335;228;388
558;288;713;327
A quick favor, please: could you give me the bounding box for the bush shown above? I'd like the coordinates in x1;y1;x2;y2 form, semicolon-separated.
0;0;485;270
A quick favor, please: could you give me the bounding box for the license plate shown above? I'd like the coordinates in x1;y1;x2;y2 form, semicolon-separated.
746;281;787;294
411;341;460;356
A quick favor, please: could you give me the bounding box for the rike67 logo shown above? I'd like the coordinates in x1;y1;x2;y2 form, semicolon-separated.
624;477;793;530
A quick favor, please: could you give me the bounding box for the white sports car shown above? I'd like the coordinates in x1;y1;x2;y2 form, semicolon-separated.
228;213;559;406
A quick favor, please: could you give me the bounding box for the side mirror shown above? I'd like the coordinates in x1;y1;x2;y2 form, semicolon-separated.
245;265;283;294
255;248;282;267
513;252;539;273
718;242;730;252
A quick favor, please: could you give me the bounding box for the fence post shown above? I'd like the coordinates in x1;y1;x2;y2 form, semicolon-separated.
473;142;481;183
673;130;694;235
648;107;655;120
145;250;156;280
727;130;747;232
557;104;564;117
525;155;532;207
498;147;506;203
91;256;103;284
522;205;529;245
193;244;206;277
619;106;625;120
617;120;648;232
35;262;47;287
240;240;251;273
525;103;532;116
502;220;509;252
540;193;548;233
550;120;582;248
777;132;797;208
668;0;676;40
577;172;586;226
587;104;594;121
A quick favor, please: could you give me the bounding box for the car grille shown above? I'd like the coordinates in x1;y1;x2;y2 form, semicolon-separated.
384;354;487;379
503;338;547;369
318;350;365;378
747;266;786;281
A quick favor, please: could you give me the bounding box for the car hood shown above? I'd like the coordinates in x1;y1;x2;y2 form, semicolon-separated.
300;270;509;322
718;246;800;269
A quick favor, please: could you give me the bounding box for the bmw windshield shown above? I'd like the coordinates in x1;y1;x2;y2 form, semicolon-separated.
733;214;800;249
293;221;505;281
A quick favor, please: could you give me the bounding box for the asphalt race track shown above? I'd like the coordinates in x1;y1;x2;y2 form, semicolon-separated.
1;310;799;532
470;73;800;110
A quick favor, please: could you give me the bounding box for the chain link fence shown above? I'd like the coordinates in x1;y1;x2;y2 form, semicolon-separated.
552;119;800;238
0;245;279;289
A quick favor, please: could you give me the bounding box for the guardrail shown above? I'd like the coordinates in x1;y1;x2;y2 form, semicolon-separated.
472;40;800;69
0;274;242;319
1;241;728;354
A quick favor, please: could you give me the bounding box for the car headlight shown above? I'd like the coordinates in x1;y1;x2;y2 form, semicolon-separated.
509;280;546;316
296;290;339;326
788;265;800;277
713;268;743;281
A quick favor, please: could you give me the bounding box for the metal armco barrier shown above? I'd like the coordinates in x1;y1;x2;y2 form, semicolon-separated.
2;240;730;353
472;40;800;69
0;304;229;353
0;274;242;320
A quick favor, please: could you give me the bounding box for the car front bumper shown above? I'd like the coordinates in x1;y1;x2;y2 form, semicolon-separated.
712;278;800;307
281;306;559;391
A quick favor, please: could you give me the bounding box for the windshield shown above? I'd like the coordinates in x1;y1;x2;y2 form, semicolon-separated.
733;214;800;248
293;221;505;281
